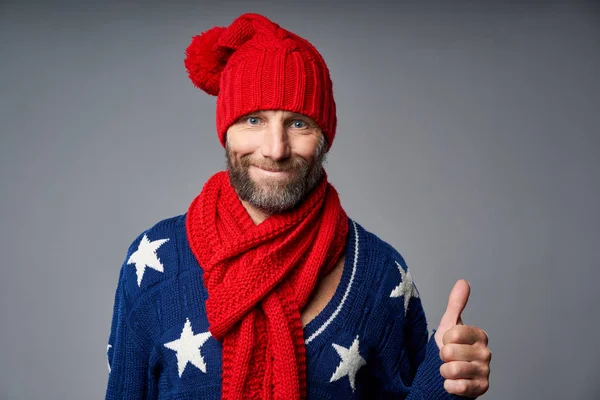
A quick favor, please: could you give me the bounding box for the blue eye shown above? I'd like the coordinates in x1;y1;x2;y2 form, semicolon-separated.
292;120;307;128
247;117;260;125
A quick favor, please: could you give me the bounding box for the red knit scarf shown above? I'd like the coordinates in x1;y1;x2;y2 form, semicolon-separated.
186;170;348;400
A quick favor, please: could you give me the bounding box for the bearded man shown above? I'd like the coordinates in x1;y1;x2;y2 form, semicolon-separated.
105;12;491;400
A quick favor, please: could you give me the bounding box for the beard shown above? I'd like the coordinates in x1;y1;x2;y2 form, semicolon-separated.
225;136;327;214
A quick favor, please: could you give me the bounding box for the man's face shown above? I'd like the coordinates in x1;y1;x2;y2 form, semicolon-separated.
225;109;327;213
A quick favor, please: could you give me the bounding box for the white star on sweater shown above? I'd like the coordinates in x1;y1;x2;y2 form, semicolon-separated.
164;318;212;377
390;261;419;315
127;234;169;286
329;336;366;392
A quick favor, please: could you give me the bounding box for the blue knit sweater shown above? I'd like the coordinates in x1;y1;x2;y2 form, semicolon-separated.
106;214;464;399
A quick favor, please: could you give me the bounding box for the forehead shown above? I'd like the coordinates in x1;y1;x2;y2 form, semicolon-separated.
242;109;312;120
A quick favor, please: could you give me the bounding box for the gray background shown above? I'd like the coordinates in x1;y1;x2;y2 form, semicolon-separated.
1;1;598;399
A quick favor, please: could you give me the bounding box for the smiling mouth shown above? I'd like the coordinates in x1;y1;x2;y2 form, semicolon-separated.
253;165;291;173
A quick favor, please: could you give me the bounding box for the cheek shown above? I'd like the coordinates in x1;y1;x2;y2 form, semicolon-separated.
227;133;262;157
292;137;320;162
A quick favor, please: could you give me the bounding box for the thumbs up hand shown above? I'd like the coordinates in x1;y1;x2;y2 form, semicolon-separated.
434;280;491;398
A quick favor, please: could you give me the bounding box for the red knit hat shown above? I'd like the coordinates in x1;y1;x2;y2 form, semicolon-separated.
184;13;337;151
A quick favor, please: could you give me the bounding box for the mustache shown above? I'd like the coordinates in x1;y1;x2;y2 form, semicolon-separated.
240;155;308;172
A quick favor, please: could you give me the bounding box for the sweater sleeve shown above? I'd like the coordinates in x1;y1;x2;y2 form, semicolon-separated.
105;265;153;400
407;331;465;399
371;252;468;400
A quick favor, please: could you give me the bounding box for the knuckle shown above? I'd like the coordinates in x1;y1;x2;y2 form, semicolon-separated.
449;363;462;378
480;328;489;345
444;327;460;343
455;325;468;339
440;364;450;379
442;362;460;379
456;380;469;394
484;348;492;363
441;345;454;360
443;379;451;392
444;379;460;394
481;363;491;377
478;379;490;394
442;330;452;345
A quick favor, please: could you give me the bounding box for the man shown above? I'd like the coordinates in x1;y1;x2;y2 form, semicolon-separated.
106;12;491;399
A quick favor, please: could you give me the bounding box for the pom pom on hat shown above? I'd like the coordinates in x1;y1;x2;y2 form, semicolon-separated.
184;26;229;96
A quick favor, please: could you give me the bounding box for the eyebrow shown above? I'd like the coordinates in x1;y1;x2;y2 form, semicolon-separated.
239;112;314;123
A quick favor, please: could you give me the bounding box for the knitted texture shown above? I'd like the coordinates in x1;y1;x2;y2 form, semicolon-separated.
185;171;348;400
106;215;465;399
106;214;466;399
184;13;338;151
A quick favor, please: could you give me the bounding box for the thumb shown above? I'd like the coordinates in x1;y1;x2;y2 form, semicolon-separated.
438;279;470;331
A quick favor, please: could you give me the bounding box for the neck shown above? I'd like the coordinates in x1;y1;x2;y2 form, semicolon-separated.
241;199;271;225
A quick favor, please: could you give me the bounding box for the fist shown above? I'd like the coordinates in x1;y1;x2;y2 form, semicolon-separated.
435;280;491;398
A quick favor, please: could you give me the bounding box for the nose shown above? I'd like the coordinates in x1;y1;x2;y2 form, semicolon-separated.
260;120;291;161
